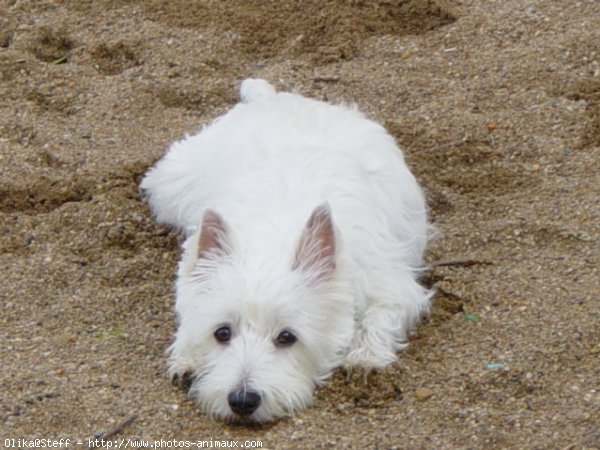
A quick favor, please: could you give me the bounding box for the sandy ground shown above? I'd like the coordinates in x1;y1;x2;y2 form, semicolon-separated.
1;0;599;448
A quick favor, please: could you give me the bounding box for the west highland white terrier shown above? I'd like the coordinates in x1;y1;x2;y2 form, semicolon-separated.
141;79;431;422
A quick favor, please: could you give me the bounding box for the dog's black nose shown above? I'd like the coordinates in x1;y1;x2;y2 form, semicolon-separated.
227;390;261;416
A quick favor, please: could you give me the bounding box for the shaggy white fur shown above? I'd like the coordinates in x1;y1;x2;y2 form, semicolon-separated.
141;79;432;422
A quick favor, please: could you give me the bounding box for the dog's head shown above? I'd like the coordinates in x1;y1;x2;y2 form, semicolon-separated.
169;204;354;422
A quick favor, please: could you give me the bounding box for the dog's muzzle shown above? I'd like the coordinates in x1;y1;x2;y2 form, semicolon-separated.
227;390;261;416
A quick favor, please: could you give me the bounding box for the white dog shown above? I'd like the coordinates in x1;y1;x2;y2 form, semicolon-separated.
141;79;431;422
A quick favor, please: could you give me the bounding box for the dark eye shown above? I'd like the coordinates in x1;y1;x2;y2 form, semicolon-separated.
275;330;297;347
214;326;231;343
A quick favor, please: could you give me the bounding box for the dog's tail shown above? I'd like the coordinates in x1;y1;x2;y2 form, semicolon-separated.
239;78;277;103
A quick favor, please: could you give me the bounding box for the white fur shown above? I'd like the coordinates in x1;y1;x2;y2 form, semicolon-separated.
141;79;431;422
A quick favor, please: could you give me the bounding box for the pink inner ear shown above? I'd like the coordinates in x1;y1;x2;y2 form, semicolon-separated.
198;209;229;258
293;203;336;281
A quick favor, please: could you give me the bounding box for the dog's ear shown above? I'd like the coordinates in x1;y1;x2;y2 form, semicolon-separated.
293;203;336;281
197;209;230;259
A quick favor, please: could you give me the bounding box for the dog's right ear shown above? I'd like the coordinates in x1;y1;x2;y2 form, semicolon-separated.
197;209;230;259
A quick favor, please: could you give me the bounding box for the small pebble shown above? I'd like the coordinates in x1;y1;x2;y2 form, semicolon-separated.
415;388;434;401
486;363;507;370
292;418;304;426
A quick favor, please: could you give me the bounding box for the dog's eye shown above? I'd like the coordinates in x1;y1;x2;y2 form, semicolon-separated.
214;326;232;343
275;330;297;347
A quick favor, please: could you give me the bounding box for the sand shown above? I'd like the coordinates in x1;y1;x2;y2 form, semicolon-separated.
1;0;598;448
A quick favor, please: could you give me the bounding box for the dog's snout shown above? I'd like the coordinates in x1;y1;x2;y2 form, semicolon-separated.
227;390;261;416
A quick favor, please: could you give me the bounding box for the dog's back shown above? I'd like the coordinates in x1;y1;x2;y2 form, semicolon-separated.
141;79;427;267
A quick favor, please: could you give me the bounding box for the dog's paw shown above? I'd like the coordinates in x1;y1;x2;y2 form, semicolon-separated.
167;355;196;391
344;335;399;369
344;349;396;370
170;371;194;391
341;365;377;385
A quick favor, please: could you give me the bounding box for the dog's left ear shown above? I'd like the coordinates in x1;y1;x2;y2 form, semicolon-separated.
293;203;336;281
